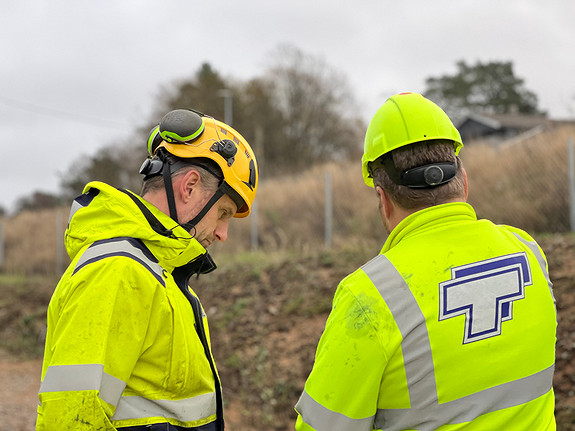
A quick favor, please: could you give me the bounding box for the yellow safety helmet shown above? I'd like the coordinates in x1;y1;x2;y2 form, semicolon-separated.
362;92;463;188
142;109;258;219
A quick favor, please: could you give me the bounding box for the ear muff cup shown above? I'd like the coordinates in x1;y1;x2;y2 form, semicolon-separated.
139;158;164;178
147;126;163;156
159;109;205;144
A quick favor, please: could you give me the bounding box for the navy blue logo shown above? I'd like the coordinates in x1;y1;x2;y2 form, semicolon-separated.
439;253;532;344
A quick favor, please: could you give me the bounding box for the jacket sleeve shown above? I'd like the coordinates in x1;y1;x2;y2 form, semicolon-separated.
295;276;388;431
37;257;165;430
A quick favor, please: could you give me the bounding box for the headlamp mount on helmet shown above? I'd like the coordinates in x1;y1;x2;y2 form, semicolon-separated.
210;139;237;167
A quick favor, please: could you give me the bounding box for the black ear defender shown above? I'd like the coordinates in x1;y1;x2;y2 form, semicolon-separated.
147;125;163;156
368;154;457;189
140;125;166;179
141;109;207;179
159;109;205;144
139;148;167;179
400;162;456;188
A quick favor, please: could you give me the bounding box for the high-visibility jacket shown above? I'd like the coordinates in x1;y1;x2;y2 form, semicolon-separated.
37;181;222;430
295;202;556;431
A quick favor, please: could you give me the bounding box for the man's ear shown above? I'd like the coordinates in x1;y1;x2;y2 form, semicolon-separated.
178;169;201;203
462;167;468;200
376;186;393;220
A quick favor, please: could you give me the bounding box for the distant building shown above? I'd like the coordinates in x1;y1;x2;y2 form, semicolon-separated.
456;113;556;143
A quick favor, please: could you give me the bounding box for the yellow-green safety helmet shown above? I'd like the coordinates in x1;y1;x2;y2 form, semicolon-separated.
362;92;463;187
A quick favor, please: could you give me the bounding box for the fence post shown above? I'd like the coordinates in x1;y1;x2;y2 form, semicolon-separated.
325;170;333;249
0;219;4;269
251;200;259;251
569;138;575;232
56;210;64;274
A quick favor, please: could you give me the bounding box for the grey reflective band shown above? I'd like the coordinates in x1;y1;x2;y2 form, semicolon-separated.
363;255;438;408
111;391;217;423
38;364;218;424
361;254;554;430
373;365;554;430
39;364;126;407
74;237;165;287
512;232;555;301
295;390;374;431
67;188;100;225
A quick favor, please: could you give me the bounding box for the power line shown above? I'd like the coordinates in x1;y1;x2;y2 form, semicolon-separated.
0;94;133;131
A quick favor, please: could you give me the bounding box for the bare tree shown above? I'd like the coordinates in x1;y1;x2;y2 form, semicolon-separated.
262;45;365;171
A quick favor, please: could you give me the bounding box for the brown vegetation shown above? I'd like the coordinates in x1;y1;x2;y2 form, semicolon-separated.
1;126;575;429
4;125;575;274
2;236;575;429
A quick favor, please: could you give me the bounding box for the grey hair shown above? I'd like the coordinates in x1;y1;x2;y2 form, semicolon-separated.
141;156;222;196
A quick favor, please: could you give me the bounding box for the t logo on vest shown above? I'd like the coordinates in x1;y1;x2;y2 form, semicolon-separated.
439;253;532;344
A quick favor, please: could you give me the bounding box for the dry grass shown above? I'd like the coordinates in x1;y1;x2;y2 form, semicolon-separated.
2;125;575;274
211;161;384;256
465;125;575;232
1;207;70;274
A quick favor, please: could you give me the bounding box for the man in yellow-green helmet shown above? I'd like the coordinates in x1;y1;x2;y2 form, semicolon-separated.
295;92;556;430
37;109;258;430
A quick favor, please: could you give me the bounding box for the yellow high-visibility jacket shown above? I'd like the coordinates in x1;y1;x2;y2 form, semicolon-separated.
296;202;556;431
37;182;222;430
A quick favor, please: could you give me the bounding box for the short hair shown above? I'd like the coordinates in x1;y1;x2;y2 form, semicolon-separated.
141;155;222;196
371;140;466;210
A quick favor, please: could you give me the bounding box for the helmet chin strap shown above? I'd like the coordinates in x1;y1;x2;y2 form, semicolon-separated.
179;188;225;232
159;151;179;222
179;182;243;232
158;150;245;236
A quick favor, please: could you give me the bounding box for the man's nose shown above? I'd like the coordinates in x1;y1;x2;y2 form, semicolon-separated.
214;219;229;242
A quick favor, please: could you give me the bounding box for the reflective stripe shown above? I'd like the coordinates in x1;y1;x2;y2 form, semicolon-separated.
374;365;554;431
295;389;374;431
68;188;99;225
117;422;217;431
39;364;126;407
74;237;165;287
362;255;437;408
111;391;217;423
512;232;555;301
362;254;554;431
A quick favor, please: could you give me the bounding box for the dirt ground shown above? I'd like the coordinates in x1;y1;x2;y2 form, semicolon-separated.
1;234;575;430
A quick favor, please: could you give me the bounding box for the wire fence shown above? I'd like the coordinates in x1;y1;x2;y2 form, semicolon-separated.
2;125;575;275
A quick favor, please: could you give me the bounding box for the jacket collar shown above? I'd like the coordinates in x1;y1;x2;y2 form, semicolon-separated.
381;202;477;254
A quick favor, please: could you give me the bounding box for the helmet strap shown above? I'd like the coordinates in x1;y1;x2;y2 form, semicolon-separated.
179;181;245;233
157;149;179;222
180;188;225;232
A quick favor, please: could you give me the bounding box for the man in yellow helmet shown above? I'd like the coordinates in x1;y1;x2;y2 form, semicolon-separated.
295;92;556;430
37;109;258;430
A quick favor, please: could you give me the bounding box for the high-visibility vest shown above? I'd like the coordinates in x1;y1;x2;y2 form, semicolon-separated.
37;182;222;430
296;202;556;431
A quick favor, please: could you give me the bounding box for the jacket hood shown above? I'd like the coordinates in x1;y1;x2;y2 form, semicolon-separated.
65;181;207;272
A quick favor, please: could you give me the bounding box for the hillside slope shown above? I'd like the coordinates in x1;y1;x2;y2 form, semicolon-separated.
1;235;574;430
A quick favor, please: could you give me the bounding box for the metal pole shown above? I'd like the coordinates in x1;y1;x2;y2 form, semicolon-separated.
251;200;259;251
218;89;233;126
325;170;333;249
569;138;575;232
56;210;64;274
0;219;4;269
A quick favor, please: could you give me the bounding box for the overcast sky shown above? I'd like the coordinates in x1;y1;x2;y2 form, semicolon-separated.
1;0;574;213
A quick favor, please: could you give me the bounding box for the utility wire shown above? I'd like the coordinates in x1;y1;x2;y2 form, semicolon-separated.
0;94;133;131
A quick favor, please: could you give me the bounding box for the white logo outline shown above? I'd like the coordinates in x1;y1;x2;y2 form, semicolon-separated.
439;252;532;344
